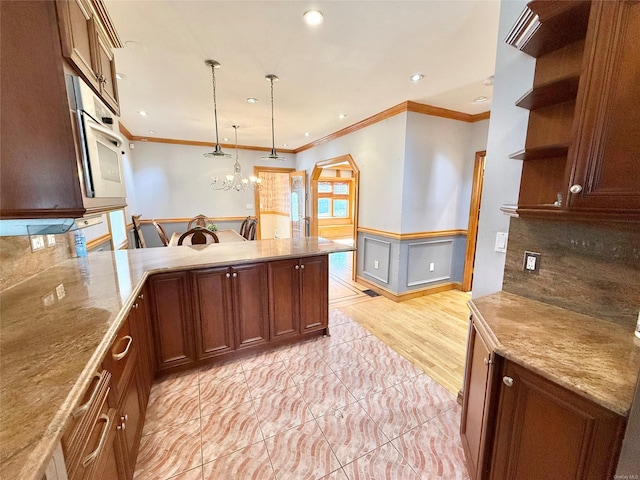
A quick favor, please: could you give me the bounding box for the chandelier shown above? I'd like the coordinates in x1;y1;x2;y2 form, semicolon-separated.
211;125;262;191
261;74;285;161
203;60;231;158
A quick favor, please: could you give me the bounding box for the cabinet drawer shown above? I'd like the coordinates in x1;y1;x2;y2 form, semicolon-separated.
102;316;137;405
63;371;111;480
73;406;118;480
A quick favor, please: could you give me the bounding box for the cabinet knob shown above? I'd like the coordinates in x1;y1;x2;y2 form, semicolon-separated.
121;414;128;422
300;264;305;270
295;265;300;270
484;357;492;365
232;272;238;278
117;423;125;431
569;184;583;194
503;376;514;387
138;293;144;300
225;273;231;278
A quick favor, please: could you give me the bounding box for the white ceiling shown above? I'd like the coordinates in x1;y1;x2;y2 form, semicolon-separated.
105;1;500;151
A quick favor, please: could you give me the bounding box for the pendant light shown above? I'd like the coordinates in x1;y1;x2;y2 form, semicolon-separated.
261;74;285;161
203;60;231;158
211;126;262;191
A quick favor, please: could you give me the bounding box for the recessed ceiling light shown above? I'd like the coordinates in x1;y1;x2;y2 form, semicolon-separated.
223;137;229;142
148;130;156;134
483;76;494;86
337;114;347;120
247;97;258;104
303;10;323;26
304;132;311;137
410;73;424;82
116;73;125;80
474;96;488;103
282;143;288;147
138;111;148;116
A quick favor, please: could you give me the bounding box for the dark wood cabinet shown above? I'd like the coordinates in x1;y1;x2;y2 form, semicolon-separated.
460;317;500;480
268;256;328;339
191;267;235;360
89;408;121;480
231;264;270;349
147;272;195;372
461;314;627;480
0;0;85;219
567;0;640;213
56;0;121;115
129;288;153;405
114;369;145;479
490;360;626;479
506;0;640;220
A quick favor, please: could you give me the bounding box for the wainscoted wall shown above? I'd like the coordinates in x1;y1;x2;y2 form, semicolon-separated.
503;218;640;328
0;234;71;292
357;230;467;297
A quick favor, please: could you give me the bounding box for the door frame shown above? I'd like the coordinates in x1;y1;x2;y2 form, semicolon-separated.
310;154;360;280
462;151;486;292
253;166;295;240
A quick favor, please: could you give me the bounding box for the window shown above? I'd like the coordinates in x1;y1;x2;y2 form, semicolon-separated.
318;180;350;219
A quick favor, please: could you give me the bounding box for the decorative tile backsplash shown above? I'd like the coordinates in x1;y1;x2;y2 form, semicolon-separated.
0;234;72;292
503;218;640;329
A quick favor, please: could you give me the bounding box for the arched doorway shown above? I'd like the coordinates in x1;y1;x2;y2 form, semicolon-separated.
310;154;360;281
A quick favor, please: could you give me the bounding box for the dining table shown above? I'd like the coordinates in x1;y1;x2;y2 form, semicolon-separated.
168;229;246;246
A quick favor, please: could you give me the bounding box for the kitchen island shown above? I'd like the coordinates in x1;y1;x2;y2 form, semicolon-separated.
0;237;353;480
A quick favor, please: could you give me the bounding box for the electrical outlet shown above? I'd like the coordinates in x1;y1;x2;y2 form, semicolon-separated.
374;260;379;269
30;235;45;252
429;262;435;272
523;251;541;273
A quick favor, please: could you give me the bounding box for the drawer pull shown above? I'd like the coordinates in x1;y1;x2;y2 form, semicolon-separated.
484;358;492;366
81;414;110;467
72;372;103;418
112;335;133;361
503;376;514;387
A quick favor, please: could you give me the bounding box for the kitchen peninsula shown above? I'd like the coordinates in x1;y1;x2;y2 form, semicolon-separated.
0;237;353;480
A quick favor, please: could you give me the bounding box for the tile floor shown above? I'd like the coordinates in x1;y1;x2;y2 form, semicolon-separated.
134;309;469;480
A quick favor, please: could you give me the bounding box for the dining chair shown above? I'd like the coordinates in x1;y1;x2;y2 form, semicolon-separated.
177;227;219;245
152;220;169;246
188;214;213;229
131;215;146;248
240;216;258;240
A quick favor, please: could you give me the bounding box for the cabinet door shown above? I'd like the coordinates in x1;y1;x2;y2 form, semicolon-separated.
491;360;626;479
1;0;85;219
130;287;153;406
191;267;235;359
115;369;145;478
268;259;300;339
460;319;498;480
56;0;99;90
148;272;195;371
95;27;120;115
231;264;269;349
568;0;640;212
299;255;328;333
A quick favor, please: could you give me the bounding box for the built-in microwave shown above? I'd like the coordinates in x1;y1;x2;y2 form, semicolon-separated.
67;75;126;198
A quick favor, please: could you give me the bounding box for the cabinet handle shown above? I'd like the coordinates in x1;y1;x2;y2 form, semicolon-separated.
503;376;514;387
226;272;231;278
81;414;110;467
117;422;125;431
484;358;492;365
138;293;144;300
133;303;138;310
569;184;583;194
72;372;103;418
232;272;238;278
300;264;305;270
112;335;133;361
120;414;128;422
295;265;300;270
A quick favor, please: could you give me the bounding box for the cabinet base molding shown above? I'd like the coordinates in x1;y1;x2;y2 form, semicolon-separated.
153;328;328;378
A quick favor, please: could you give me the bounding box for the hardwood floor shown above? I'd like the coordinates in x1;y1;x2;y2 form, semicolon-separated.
329;251;471;395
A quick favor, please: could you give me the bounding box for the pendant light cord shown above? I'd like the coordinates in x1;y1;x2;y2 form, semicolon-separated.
269;77;276;154
210;63;221;146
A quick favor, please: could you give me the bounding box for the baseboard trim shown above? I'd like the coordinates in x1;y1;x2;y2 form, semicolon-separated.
355;276;462;302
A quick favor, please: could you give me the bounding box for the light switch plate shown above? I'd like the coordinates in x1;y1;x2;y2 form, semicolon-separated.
494;232;508;253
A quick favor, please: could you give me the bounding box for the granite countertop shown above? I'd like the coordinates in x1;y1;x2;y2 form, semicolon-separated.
469;291;640;417
0;237;353;480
